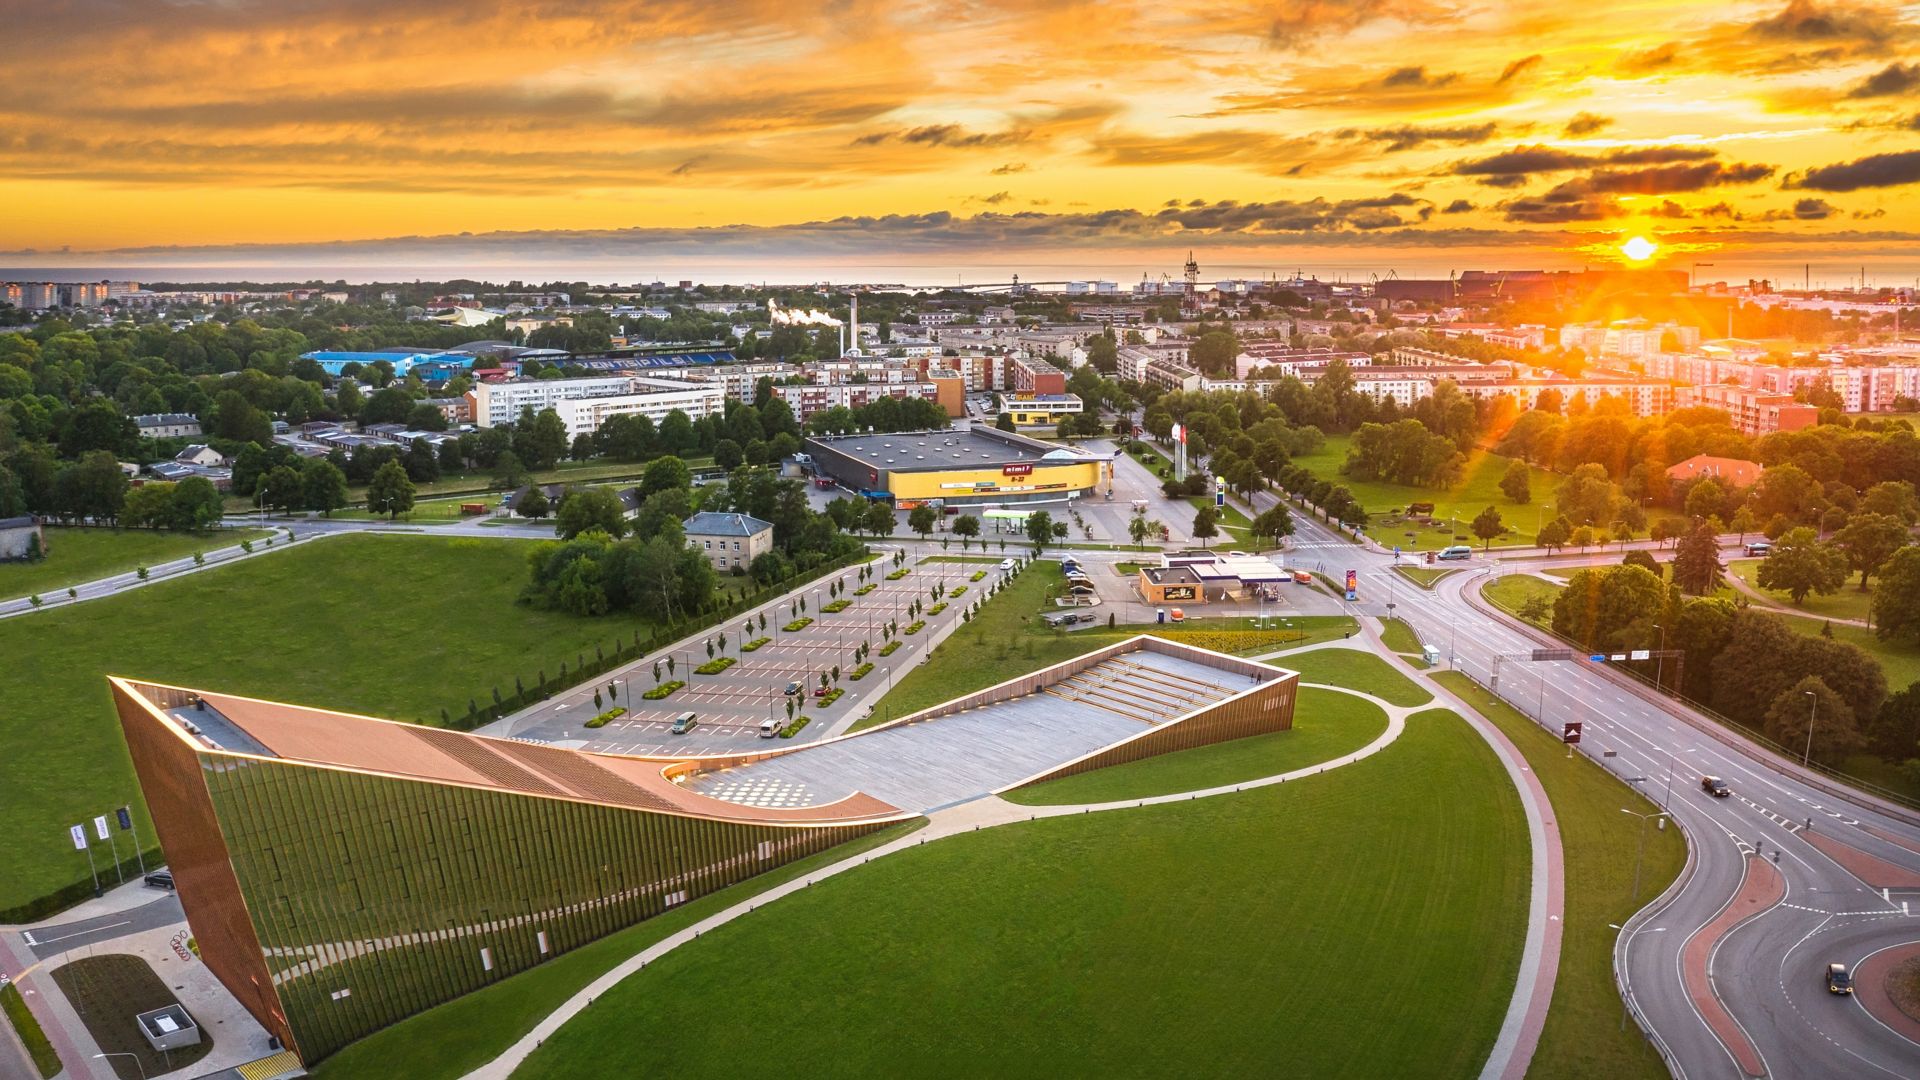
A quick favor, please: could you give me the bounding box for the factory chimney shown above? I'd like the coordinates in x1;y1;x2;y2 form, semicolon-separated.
849;294;860;356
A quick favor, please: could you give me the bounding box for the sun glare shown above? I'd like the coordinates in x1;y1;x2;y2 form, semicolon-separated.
1621;235;1658;263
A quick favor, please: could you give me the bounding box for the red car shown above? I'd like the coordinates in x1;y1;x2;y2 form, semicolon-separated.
813;685;830;698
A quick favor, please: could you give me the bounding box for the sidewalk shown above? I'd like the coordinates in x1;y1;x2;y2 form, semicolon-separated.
0;525;298;619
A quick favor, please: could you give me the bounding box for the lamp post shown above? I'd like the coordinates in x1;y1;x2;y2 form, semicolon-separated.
1802;688;1818;767
1651;623;1666;691
1619;807;1669;904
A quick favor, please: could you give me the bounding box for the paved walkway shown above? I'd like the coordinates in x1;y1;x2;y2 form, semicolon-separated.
0;525;298;618
460;678;1419;1079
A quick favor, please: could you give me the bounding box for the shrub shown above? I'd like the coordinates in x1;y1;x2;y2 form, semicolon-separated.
854;583;877;595
642;680;686;700
970;570;986;582
741;636;772;652
583;707;628;729
778;715;812;738
695;657;736;675
818;688;844;706
848;662;876;681
879;640;902;656
904;620;927;635
783;618;813;632
886;568;911;580
822;599;852;613
950;585;968;596
928;602;948;615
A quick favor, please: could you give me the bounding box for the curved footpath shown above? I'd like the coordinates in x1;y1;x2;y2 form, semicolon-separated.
461;641;1565;1080
0;524;297;618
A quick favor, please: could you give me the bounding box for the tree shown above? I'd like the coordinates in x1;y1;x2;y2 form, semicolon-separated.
1873;547;1920;643
1556;463;1615;526
366;459;416;520
404;437;441;484
1024;509;1056;551
169;476;225;530
301;458;349;517
121;482;176;529
1622;549;1662;577
1763;676;1861;761
952;513;979;549
1671;522;1723;595
908;504;937;540
518;409;569;471
863;499;897;537
1191;505;1219;549
1498;459;1531;504
713;438;743;471
641;455;692;496
1860;481;1920;524
1127;511;1156;550
1536;515;1572;553
1471;505;1503;550
1832;513;1909;589
1250;505;1293;549
491;450;530;491
518;485;551;520
1729;505;1758;542
1756;527;1847;605
995;412;1015;432
1867;684;1920;760
554;487;627;539
1710;609;1886;728
1551;565;1665;650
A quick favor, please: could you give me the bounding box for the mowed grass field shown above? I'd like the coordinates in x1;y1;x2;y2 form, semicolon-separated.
515;709;1529;1080
1434;672;1683;1080
0;533;652;917
1290;435;1568;550
0;526;270;602
1726;557;1874;623
1004;685;1390;805
1280;647;1434;707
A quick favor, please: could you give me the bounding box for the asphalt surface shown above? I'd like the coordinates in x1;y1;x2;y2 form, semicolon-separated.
1262;500;1920;1080
19;892;182;960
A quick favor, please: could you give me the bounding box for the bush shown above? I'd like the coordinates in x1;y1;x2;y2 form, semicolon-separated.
741;636;772;652
822;599;852;613
695;657;736;675
928;602;948;615
778;715;812;739
642;680;686;700
783;618;813;632
849;662;876;681
854;583;877;595
879;640;902;656
886;568;911;580
904;620;927;635
818;688;844;706
583;707;628;729
950;585;968;596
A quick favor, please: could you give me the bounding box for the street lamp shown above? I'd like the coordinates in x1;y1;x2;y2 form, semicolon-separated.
1802;688;1818;767
1619;807;1669;903
95;1053;148;1080
1650;623;1666;692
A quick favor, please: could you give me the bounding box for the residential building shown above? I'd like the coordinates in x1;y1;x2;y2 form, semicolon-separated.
1677;384;1819;435
133;413;203;439
772;381;940;421
469;375;724;435
1667;454;1764;489
682;511;774;571
175;444;228;468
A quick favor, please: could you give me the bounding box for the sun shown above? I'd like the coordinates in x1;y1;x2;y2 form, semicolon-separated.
1621;235;1658;263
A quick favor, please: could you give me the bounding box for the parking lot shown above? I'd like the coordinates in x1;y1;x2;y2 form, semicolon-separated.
485;555;1016;756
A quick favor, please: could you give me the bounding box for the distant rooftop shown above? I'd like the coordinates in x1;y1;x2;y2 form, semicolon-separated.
808;427;1101;470
682;511;772;538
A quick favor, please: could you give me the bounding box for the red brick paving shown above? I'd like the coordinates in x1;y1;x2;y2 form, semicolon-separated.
1681;855;1784;1077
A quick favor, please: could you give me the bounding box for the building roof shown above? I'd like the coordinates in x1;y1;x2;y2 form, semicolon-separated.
682;511;772;538
132;412;200;426
0;516;36;530
1666;454;1764;485
807;427;1103;471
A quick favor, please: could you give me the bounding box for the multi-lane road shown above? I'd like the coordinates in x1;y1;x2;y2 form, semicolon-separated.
1266;501;1920;1079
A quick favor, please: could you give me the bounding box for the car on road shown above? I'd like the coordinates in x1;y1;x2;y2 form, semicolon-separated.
1437;545;1474;561
145;869;174;890
1701;775;1730;797
1826;963;1854;994
669;712;698;735
1292;570;1314;584
999;559;1015;570
759;717;781;738
813;685;830;698
1745;541;1773;557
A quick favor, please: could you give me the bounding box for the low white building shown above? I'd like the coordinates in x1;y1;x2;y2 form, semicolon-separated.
470;375;723;435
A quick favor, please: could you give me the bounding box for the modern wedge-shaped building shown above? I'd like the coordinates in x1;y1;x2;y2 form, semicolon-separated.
111;636;1296;1064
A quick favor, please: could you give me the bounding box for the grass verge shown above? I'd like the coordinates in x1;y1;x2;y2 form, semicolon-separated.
1379;616;1424;655
1393;565;1458;589
1005;686;1388;804
1484;575;1562;629
1433;671;1683;1080
309;821;922;1080
516;710;1526;1079
1279;648;1433;707
0;526;270;601
0;983;59;1079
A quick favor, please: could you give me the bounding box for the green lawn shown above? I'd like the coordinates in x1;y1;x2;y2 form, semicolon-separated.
1380;616;1425;655
1394;565;1458;589
1005;686;1389;804
1187;495;1254;541
321;492;504;524
0;534;658;919
1774;611;1920;690
0;526;270;602
1484;575;1562;629
1727;558;1875;623
309;821;920;1080
1433;672;1683;1080
1279;647;1434;707
517;710;1527;1080
224;455;717;513
1290;435;1570;551
51;954;213;1079
0;983;59;1079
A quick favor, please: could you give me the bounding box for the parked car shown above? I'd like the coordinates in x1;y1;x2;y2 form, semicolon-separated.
670;712;698;735
1826;963;1854;995
999;559;1015;570
144;869;175;890
1072;612;1097;624
813;685;830;698
1701;775;1730;797
784;681;803;696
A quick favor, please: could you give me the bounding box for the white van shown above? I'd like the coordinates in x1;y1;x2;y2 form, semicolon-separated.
759;717;782;738
1437;545;1474;561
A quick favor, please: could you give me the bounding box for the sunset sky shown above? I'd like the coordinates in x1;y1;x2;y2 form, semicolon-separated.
7;1;1920;275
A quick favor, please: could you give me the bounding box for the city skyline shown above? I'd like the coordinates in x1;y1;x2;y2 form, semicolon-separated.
7;1;1920;275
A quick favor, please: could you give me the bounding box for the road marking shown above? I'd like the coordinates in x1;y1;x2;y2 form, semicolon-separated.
34;920;130;946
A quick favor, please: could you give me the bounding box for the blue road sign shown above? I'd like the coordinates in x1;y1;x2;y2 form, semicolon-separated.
1588;654;1607;662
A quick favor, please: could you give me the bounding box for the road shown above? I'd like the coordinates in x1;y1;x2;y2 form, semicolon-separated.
1266;499;1920;1079
18;893;182;960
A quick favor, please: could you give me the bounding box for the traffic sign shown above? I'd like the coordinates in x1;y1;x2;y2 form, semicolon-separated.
1587;654;1607;662
1532;649;1577;661
1562;722;1583;744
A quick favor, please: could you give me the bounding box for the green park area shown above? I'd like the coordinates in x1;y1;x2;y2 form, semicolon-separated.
853;561;1357;730
1290;435;1568;551
1006;686;1390;804
0;526;270;602
514;710;1527;1080
0;533;658;920
1726;557;1875;623
1394;565;1458;589
1483;574;1561;629
1281;647;1434;707
308;822;921;1080
1435;672;1683;1080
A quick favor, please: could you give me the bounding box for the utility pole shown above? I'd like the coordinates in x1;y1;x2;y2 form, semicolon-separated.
1802;689;1818;767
